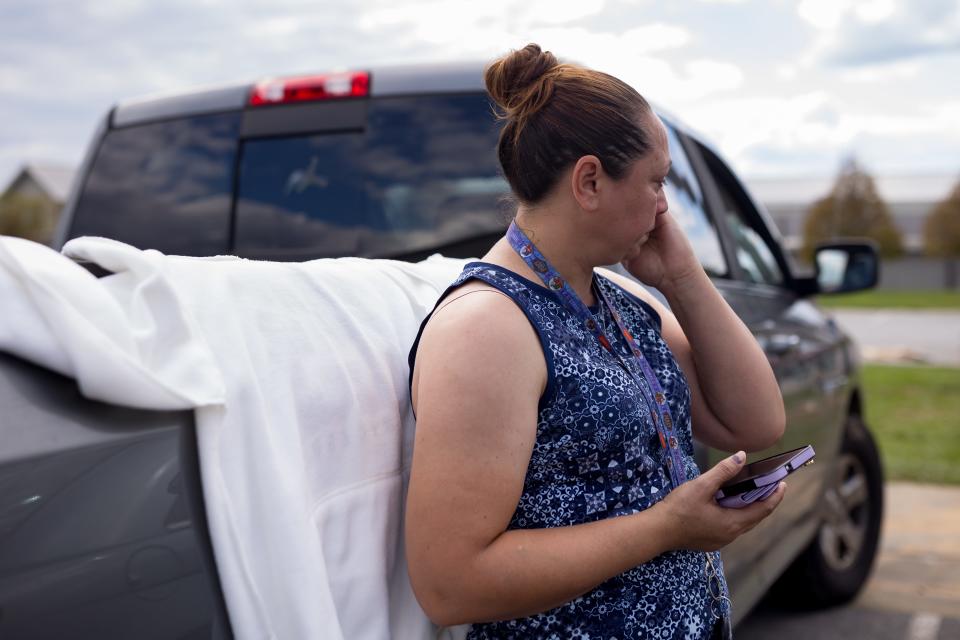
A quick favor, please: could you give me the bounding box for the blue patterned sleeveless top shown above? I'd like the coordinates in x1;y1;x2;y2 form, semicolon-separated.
409;261;729;640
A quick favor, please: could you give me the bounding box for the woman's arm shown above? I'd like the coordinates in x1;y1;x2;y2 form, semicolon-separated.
603;267;784;452
613;212;786;452
406;287;784;627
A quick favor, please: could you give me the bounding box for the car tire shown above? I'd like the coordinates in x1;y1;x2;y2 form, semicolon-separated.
771;412;884;608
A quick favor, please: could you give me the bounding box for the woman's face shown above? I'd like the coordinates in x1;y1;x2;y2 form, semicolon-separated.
602;113;671;256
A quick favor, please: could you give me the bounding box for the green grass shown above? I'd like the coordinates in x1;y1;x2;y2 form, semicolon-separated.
817;289;960;309
862;364;960;485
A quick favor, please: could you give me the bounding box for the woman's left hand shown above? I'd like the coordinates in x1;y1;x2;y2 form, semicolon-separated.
620;211;701;292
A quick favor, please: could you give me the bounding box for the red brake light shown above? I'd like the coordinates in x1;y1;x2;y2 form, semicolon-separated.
249;71;370;106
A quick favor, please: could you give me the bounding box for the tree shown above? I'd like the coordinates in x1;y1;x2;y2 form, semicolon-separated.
0;193;60;245
802;158;904;260
923;177;960;289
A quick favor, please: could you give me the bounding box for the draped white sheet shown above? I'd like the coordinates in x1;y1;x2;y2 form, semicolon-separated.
0;235;472;640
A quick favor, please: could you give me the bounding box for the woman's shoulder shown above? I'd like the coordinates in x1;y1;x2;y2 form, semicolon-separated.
411;257;548;377
418;275;543;367
411;277;548;414
429;280;515;326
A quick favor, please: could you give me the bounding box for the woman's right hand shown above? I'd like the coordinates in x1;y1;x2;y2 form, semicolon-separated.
655;452;787;552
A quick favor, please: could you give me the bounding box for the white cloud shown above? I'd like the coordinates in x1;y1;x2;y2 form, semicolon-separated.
0;0;957;187
855;0;896;23
523;0;607;25
82;0;149;21
257;16;302;37
358;0;606;37
798;0;960;67
0;67;30;94
798;0;853;30
681;92;837;157
621;58;743;104
797;0;895;29
684;60;744;90
837;59;920;82
356;0;694;63
680;89;960;176
523;24;691;61
503;27;739;105
776;64;798;79
839;103;960;137
620;24;692;52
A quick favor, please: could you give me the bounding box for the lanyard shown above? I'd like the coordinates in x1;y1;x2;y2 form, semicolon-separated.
506;221;688;489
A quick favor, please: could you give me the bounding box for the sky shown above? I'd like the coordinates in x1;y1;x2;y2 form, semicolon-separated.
1;0;959;191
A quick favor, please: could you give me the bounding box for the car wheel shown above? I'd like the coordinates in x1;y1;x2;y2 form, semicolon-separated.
772;413;884;608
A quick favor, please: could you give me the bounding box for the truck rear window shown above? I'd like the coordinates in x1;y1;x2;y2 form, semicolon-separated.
233;94;509;260
69;112;241;256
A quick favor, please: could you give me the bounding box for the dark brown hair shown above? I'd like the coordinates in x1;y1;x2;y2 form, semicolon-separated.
484;43;654;205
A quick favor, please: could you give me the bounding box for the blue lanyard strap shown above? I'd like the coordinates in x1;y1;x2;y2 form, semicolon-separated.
507;221;688;488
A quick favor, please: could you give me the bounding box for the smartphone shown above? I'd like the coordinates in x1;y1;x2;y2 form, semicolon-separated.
714;445;815;508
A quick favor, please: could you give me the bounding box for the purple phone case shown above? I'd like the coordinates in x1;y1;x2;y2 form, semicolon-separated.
715;445;815;509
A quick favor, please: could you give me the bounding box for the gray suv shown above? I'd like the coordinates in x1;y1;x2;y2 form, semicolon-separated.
0;62;883;638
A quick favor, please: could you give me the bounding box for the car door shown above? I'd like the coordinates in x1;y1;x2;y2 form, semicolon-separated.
684;135;851;607
0;352;232;639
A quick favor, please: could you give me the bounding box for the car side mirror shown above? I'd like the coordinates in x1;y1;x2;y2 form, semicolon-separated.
814;241;880;294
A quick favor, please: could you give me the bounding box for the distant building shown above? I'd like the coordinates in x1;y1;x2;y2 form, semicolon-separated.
0;163;76;245
1;163;76;205
745;173;958;254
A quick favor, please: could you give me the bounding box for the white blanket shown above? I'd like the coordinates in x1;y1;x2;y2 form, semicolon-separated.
0;234;473;640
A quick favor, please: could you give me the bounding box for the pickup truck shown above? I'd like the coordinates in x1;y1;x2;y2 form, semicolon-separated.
0;62;884;638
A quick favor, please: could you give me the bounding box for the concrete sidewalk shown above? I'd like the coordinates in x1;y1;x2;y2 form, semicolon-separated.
829;310;960;366
738;482;960;639
857;482;960;619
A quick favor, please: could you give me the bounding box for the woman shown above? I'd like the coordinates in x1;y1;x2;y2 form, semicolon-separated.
405;44;787;640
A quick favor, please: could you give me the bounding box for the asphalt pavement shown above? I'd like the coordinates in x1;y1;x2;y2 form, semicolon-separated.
737;482;960;640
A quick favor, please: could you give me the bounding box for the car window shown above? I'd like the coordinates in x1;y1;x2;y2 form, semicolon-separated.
698;145;784;286
662;123;726;277
234;94;510;260
69;111;240;256
727;211;784;285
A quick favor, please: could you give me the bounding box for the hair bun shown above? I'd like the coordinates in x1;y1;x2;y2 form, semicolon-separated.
484;43;560;115
484;43;652;205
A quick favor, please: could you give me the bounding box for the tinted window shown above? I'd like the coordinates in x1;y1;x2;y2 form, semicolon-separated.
663;124;726;277
727;210;784;285
70;112;240;255
699;147;784;286
234;94;509;260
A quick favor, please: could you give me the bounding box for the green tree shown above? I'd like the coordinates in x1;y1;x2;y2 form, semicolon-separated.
802;158;904;260
0;193;60;245
923;177;960;289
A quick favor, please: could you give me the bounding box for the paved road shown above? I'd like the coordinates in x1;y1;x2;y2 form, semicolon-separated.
738;482;960;639
828;310;960;366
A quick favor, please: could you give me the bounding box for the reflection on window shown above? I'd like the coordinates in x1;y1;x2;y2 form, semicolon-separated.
70;112;240;255
698;142;784;286
663;124;726;277
720;200;783;285
728;214;784;285
235;94;509;259
816;249;849;292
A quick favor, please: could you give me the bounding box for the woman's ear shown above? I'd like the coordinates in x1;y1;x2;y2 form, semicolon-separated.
570;155;603;212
